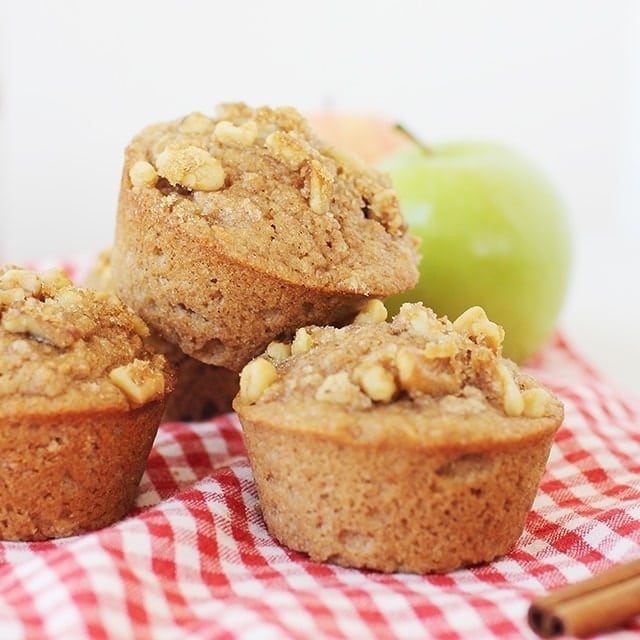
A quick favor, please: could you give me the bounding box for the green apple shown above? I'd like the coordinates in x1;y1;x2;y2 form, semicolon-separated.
379;141;572;363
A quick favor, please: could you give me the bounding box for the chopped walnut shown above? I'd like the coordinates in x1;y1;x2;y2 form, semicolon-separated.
0;265;169;413
239;357;279;404
365;188;405;236
155;145;225;192
256;104;308;135
353;362;397;402
396;346;459;396
129;160;158;188
453;306;505;352
179;111;215;135
264;131;310;170
266;340;292;361
2;300;96;349
421;338;458;359
0;267;71;310
325;146;371;176
307;159;334;215
291;327;314;355
214;120;258;146
496;362;525;417
109;359;165;407
214;102;254;123
237;301;556;421
38;268;73;295
0;288;27;306
399;303;441;338
56;289;84;308
522;387;552;418
0;268;41;296
353;299;388;324
315;371;371;409
2;309;49;339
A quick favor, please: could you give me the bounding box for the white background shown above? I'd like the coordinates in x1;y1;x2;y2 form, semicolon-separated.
1;1;638;393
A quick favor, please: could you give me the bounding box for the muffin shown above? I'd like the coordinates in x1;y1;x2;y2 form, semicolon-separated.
111;102;419;372
147;337;238;421
86;250;238;421
0;265;175;540
233;301;564;574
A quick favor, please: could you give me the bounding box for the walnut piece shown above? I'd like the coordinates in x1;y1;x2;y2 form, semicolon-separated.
109;359;165;407
214;120;258;146
0;265;167;413
1;300;95;349
266;340;291;361
129;161;158;188
496;362;525;417
400;303;441;338
325;146;370;176
0;267;97;347
307;159;333;215
421;338;458;359
396;346;459;396
180;111;215;135
2;310;52;340
0;267;72;305
239;357;279;404
453;306;505;352
238;301;555;421
366;188;404;236
353;362;397;402
56;289;84;308
353;299;388;324
522;387;552;418
0;268;40;296
155;145;225;192
0;288;27;306
38;268;73;294
291;327;314;355
314;371;371;409
264;131;310;170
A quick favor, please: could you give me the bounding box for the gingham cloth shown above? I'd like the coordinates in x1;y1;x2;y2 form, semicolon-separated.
2;257;639;639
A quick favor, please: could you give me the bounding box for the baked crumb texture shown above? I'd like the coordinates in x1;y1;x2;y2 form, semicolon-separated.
148;334;239;421
111;102;419;372
234;302;564;573
86;250;239;422
0;265;174;540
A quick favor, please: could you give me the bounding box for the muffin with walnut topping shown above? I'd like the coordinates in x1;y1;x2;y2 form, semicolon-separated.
111;102;419;372
86;249;238;421
0;265;175;541
233;301;564;574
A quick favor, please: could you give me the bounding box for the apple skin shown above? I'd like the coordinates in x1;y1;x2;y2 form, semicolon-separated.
307;113;410;164
379;142;572;364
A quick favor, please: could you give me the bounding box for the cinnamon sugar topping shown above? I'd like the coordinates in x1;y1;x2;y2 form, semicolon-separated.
0;265;170;413
239;302;554;419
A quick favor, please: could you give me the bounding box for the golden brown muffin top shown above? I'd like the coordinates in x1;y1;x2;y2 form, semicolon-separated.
234;302;563;447
122;102;419;296
0;266;172;416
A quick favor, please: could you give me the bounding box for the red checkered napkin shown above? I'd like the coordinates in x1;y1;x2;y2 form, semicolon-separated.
1;258;639;639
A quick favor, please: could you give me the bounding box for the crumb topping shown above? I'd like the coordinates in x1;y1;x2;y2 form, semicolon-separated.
238;302;555;420
122;102;419;296
0;265;171;414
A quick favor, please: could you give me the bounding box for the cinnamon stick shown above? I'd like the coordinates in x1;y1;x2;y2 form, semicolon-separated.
528;559;640;637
